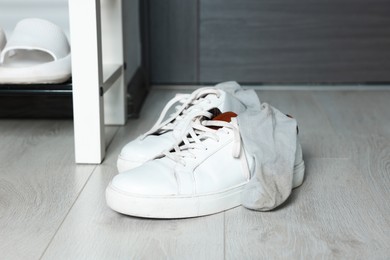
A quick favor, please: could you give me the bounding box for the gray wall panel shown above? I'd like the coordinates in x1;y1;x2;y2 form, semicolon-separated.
200;0;390;83
123;0;141;85
149;0;198;84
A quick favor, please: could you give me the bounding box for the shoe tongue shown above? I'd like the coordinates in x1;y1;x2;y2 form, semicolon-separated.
212;111;237;122
207;108;237;122
203;111;237;130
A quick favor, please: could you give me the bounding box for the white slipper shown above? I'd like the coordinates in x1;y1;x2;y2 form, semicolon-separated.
0;18;71;84
0;27;6;54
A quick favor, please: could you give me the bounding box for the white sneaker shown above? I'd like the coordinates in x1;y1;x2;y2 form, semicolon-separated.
117;82;247;172
107;111;305;218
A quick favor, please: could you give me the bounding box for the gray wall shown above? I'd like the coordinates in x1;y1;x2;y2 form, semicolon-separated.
149;0;390;84
0;0;69;36
123;0;141;85
149;0;198;84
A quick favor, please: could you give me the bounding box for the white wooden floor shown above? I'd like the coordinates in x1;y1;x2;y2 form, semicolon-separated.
1;88;389;259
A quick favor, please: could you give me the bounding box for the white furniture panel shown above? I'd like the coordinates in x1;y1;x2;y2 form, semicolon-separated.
69;0;126;164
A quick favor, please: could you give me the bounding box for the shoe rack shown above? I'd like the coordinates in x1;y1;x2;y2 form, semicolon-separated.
0;0;127;164
0;1;72;109
69;0;127;164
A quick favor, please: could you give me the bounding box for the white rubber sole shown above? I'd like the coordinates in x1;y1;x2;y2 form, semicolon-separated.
292;160;305;189
106;183;245;219
106;160;305;219
0;54;71;84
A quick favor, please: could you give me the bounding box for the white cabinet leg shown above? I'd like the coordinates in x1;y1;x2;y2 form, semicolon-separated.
69;0;105;163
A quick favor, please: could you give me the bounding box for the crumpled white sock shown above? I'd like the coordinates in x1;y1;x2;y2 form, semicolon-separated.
238;102;298;211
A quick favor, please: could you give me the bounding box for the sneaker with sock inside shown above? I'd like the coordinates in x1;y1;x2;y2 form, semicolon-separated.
117;82;246;172
106;110;305;218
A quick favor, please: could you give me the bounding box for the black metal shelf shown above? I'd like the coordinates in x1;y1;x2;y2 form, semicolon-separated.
0;80;72;96
0;80;73;118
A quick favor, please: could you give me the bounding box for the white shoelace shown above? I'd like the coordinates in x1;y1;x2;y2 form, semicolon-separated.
164;113;242;166
140;88;222;140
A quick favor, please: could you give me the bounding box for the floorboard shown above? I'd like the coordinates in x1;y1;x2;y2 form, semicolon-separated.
346;134;390;219
0;120;96;260
1;88;389;259
225;159;390;259
312;91;390;136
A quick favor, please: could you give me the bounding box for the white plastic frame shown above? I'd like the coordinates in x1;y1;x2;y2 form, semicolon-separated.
68;0;127;164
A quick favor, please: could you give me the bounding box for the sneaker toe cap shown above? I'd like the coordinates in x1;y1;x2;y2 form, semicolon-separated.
119;134;175;163
111;160;179;196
